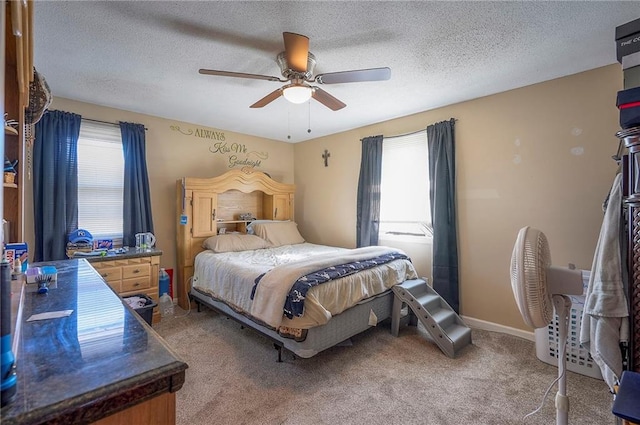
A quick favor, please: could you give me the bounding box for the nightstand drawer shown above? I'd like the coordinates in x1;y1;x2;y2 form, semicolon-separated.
92;259;130;269
91;261;111;270
122;263;150;279
106;280;122;293
96;267;122;282
122;276;151;292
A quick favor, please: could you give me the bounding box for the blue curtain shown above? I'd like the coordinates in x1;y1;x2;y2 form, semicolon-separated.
427;119;459;312
33;110;82;261
120;122;154;248
356;135;383;247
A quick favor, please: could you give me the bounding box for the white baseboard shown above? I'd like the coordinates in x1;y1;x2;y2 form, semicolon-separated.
460;315;535;342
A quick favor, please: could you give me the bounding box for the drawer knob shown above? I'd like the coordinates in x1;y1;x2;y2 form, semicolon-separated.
133;269;140;274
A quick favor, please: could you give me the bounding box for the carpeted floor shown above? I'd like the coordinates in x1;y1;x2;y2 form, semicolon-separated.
154;306;614;425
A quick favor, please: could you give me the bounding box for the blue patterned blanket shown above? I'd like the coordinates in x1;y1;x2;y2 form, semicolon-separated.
251;251;409;319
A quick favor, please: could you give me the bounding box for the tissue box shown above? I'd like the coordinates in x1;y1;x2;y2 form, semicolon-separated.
26;266;58;284
26;266;58;293
93;239;113;250
5;243;28;272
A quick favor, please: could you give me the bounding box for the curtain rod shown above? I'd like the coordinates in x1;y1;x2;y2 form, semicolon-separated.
382;128;427;141
359;118;457;141
82;117;148;130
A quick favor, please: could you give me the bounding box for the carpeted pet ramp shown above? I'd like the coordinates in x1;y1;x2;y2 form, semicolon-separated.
391;279;472;358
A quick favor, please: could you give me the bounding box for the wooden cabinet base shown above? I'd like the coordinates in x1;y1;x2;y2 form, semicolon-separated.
92;391;176;425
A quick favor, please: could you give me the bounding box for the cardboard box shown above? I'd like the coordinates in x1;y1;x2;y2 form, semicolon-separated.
616;17;640;64
5;243;28;272
617;86;640;128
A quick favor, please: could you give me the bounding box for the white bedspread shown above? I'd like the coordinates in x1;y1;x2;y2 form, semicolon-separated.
193;243;417;329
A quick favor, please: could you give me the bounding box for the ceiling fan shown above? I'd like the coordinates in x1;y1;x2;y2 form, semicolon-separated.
199;32;391;111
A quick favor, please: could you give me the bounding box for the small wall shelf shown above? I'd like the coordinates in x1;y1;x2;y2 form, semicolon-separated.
3;183;18;189
216;220;254;224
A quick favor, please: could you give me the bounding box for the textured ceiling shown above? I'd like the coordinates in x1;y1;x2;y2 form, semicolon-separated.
34;1;640;143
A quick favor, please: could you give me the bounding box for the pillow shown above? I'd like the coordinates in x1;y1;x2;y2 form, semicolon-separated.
246;219;285;235
251;221;305;247
202;234;271;253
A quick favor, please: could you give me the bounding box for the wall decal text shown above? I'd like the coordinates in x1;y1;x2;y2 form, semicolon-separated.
170;124;268;169
170;125;226;141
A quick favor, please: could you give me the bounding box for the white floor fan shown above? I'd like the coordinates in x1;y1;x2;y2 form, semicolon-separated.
510;226;583;425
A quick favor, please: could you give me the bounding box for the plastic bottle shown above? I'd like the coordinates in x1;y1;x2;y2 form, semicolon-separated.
159;292;174;318
13;258;20;272
11;259;21;281
159;268;170;297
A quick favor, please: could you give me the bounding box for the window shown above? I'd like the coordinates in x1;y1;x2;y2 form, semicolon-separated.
77;121;124;243
379;132;432;243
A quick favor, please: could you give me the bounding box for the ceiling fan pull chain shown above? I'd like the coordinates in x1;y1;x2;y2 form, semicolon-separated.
308;100;311;134
287;109;291;140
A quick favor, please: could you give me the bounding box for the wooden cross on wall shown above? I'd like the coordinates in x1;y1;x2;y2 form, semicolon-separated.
322;149;330;167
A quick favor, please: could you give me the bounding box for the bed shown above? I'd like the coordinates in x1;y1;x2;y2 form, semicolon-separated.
175;169;418;359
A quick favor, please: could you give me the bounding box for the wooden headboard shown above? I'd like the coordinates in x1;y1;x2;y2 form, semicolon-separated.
175;168;295;309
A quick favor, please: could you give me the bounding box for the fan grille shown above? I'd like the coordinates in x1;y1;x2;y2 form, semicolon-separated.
510;227;554;328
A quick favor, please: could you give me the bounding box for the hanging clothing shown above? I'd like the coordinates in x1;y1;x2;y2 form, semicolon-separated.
580;172;629;391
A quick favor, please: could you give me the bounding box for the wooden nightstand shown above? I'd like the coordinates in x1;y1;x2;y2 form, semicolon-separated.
86;248;163;324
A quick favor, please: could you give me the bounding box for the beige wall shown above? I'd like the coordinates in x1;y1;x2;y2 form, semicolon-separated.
294;65;622;331
24;98;294;274
25;64;622;332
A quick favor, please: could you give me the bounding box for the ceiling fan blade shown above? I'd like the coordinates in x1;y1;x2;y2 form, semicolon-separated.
199;69;284;82
283;32;309;73
250;88;283;108
315;67;391;84
312;87;346;111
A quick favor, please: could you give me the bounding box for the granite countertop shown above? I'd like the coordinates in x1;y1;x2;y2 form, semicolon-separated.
0;259;187;425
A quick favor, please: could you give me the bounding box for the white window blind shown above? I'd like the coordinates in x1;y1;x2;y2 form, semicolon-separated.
379;131;431;242
77;121;124;242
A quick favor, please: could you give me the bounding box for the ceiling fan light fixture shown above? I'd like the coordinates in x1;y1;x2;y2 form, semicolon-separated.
283;85;313;104
200;32;389;111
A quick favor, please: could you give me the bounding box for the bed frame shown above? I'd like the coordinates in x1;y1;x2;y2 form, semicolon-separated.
190;287;395;361
175;168;400;360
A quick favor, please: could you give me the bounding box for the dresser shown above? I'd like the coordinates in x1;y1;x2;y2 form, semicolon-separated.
0;259;187;424
86;249;162;324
